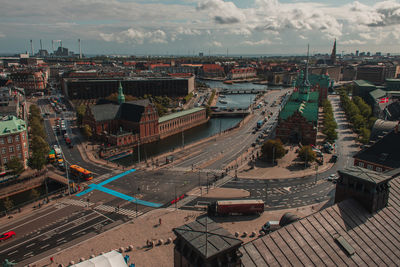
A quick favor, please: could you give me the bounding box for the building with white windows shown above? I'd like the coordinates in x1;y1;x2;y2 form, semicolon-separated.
0;116;29;168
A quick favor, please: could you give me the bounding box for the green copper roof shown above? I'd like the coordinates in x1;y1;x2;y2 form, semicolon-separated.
117;81;125;104
159;107;205;123
279;92;319;123
0;116;26;136
369;89;387;100
354;80;375;87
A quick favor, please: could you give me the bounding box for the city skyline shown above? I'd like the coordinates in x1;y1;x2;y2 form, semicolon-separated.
1;0;400;55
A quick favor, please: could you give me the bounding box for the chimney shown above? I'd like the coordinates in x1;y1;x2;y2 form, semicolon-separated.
335;166;394;213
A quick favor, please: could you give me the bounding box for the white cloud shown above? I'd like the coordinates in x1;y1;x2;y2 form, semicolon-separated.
341;39;367;45
0;32;5;38
100;28;168;44
197;0;246;24
242;39;271;46
210;41;222;47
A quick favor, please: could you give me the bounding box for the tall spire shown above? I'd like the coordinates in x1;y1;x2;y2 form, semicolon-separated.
331;39;336;64
117;81;125;104
299;44;311;102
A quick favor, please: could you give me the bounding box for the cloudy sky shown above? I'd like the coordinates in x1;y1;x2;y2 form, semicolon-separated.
1;0;400;56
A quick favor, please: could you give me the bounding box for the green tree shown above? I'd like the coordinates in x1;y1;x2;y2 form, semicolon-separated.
359;128;371;144
6;158;24;175
298;145;316;165
261;139;286;163
325;128;337;143
31;135;50;155
3;197;13;212
28;151;47;170
76;104;86;127
83;124;92;139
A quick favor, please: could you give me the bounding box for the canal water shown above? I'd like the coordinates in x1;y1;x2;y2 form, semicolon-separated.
113;80;269;166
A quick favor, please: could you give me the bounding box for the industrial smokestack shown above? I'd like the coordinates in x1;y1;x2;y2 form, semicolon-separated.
40;39;43;51
78;39;82;59
52;40;54;52
60;41;62;48
30;39;34;56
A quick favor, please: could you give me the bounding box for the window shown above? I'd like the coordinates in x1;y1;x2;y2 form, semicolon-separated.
22;133;25;140
7;136;12;144
15;135;19;142
9;146;13;153
376;167;383;172
1;148;5;154
24;142;27;148
0;138;3;144
10;155;15;160
3;157;7;164
25;151;28;157
16;144;20;151
367;164;373;170
358;162;365;168
18;153;22;159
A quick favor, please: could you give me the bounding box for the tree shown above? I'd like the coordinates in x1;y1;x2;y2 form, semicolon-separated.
261;139;286;163
28;151;47;170
83;124;92;139
76;104;86;127
3;197;13;212
325;128;337;143
31;135;49;155
298;145;316;165
359;128;371;144
6;158;24;175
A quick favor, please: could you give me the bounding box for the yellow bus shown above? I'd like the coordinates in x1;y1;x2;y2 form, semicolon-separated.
69;165;93;181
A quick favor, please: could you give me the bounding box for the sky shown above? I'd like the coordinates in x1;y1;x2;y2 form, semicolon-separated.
1;0;400;56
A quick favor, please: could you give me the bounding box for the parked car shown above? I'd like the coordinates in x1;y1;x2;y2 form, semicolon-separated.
0;231;15;241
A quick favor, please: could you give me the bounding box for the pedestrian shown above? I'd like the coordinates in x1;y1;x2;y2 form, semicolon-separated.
159;218;162;225
50;256;54;263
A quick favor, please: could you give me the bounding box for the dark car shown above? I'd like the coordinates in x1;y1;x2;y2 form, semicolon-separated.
0;231;15;241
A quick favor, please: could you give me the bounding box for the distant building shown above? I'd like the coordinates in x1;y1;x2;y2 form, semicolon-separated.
62;76;195;100
199;64;225;78
353;126;400;172
356;64;396;85
0;116;29;168
10;70;48;95
226;67;257;80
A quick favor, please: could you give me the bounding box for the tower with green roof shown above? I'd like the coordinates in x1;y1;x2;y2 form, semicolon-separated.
298;45;311;102
117;81;125;105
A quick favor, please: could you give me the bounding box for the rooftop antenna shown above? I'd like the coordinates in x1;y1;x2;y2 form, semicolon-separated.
30;39;34;56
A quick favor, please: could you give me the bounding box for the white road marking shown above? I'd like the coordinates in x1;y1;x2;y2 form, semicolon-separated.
7;250;18;255
40;244;50;249
24;252;34;257
26;243;36;248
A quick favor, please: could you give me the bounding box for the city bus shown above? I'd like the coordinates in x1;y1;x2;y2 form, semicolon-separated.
69;165;93;181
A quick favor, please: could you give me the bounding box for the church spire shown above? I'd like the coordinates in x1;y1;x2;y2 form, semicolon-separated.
299;44;311;102
117;81;125;104
331;39;336;64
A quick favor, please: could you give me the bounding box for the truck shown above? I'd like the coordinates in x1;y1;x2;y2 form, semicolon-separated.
261;221;281;234
54;147;62;158
207;199;264;216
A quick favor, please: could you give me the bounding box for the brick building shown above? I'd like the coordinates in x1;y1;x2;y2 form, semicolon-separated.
226;67;257;80
0;116;29;168
276;66;319;145
353;126;400;172
159;107;207;139
10;70;48;95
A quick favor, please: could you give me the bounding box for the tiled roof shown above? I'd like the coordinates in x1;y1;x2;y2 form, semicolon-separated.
279;92;319;123
240;174;400;266
90;104;119;122
173;217;242;259
354;129;400;169
354;80;376;87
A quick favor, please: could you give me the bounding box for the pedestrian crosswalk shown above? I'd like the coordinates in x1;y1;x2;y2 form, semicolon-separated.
61;198;89;207
60;198;142;218
95;204;142;218
170;167;224;174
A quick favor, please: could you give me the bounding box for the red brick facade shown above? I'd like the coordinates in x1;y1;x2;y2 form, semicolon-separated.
159;109;207;139
0;131;29;168
275;111;317;145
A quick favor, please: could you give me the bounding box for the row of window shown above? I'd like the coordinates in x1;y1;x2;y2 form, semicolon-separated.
358;161;383;172
160;112;204;132
1;151;27;164
0;133;25;144
1;143;26;154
